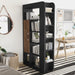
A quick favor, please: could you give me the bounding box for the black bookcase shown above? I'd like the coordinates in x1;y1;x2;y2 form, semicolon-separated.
23;2;55;74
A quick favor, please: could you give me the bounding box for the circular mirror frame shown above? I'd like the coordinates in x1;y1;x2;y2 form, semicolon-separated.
0;15;13;35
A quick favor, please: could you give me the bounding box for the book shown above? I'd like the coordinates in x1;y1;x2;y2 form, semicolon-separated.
33;45;39;55
35;21;39;31
45;17;51;25
45;7;52;13
31;21;39;31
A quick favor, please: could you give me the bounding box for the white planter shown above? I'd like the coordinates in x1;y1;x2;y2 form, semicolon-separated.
47;56;50;60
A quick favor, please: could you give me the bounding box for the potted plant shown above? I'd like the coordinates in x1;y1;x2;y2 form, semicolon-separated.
34;32;39;39
0;46;7;62
46;52;50;60
65;31;68;39
0;46;7;53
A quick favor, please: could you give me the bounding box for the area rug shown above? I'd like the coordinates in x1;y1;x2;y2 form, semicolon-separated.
0;64;75;75
18;65;42;75
64;71;75;75
18;64;75;75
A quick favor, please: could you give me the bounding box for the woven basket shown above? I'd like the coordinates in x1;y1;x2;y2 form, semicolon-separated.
1;53;19;70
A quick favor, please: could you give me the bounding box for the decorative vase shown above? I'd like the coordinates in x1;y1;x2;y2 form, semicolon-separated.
47;55;50;60
35;56;40;67
27;54;29;61
65;35;67;40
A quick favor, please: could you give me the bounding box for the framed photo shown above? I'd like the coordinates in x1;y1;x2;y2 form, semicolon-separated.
57;9;64;22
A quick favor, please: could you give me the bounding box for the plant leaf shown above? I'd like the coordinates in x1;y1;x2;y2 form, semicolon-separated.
34;32;39;39
0;47;1;50
1;48;7;53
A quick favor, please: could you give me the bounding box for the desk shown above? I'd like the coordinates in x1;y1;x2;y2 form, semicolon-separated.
56;37;75;59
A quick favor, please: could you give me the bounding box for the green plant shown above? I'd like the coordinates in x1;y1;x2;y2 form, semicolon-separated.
34;32;39;39
65;31;68;37
46;52;49;56
0;46;7;53
38;14;40;16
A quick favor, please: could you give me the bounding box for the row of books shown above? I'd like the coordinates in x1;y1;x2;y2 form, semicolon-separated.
45;17;52;25
33;45;40;55
31;17;52;32
31;21;39;31
32;42;53;55
46;42;53;50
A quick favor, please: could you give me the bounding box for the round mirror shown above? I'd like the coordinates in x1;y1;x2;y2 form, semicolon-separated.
0;15;13;35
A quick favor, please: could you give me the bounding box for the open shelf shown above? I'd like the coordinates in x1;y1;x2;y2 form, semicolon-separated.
23;2;55;74
30;19;39;21
46;50;53;51
31;42;40;46
44;62;54;73
45;12;54;16
32;53;39;56
45;25;54;27
45;26;54;32
45;59;53;63
45;12;54;14
31;31;40;33
46;38;54;42
57;45;75;50
32;65;40;71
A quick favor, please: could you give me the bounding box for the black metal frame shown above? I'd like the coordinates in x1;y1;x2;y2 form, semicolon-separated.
23;2;55;74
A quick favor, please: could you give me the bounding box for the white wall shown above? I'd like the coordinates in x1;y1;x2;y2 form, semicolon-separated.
0;0;24;62
0;0;75;62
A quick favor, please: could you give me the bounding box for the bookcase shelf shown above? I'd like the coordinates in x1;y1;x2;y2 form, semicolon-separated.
31;31;40;32
45;59;53;63
46;50;53;51
30;19;39;21
31;42;40;46
45;25;54;27
46;38;54;42
23;2;55;74
45;12;54;14
33;65;40;71
32;53;39;56
45;13;54;16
